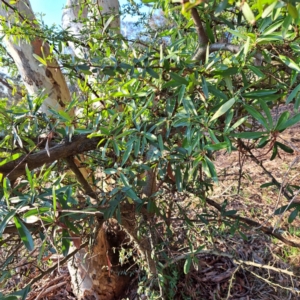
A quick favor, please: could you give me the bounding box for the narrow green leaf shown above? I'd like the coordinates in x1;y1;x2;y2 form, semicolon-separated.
278;113;300;131
276;141;294;154
0;210;16;238
170;72;188;85
3;177;11;201
134;137;140;157
102;15;115;33
25;164;33;191
62;229;71;256
204;142;228;151
260;182;276;188
270;143;278;160
0;153;22;167
146;67;159;79
184;256;192;274
201;76;209;99
23;207;51;218
112;139;120;156
248;65;264;78
210;98;236;122
288;208;298;223
286;84;300;104
14;217;34;251
287;3;298;19
158;134;164;152
144;132;157;142
279;55;300;72
262;1;278;18
52;186;57;215
275;203;299;215
243;36;251;56
175;165;182;192
275;111;290;131
178;85;186;105
204;156;218;183
121;140;133;167
241;2;255;25
33;54;47;66
258;100;273;128
242;89;277;98
231;132;266;139
244;104;269;129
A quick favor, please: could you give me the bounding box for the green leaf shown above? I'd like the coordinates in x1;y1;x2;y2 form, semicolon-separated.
184;256;192;274
146;67;159;79
278;113;300;131
0;210;16;238
52;186;57;215
275;111;290;131
178;85;186;105
248;65;265;78
62;229;71;256
275;141;294;154
201;76;209;99
183;97;197;116
210;98;236;122
215;0;228;14
231;132;267;139
258;99;273;128
102;15;115;33
262;1;278;18
287;3;298;19
288;208;298;223
204;156;218;183
144;132;157;142
270;143;278;160
25;164;34;191
3;177;11;201
0;153;22;167
112;139;120;156
286;84;300;104
260;182;276;188
223;210;237;216
242;89;278;98
175;165;182;192
170;72;188;85
23;207;51;218
166;97;176;116
282;15;292;38
33;54;47;66
14;217;34;251
204;142;227;151
121;140;133;167
244;104;269;129
279;55;300;72
241;2;255;25
274;203;299;215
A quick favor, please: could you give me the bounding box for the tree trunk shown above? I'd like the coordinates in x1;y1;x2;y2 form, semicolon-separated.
0;1;156;299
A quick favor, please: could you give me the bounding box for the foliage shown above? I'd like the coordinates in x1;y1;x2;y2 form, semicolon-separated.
0;0;300;298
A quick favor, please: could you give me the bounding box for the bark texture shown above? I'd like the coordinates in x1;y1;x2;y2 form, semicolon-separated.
0;0;72;114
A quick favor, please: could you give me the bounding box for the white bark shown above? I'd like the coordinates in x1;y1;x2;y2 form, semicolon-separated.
62;0;120;57
0;0;72;114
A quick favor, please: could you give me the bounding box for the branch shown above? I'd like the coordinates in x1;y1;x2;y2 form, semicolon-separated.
64;156;98;199
0;134;102;181
206;197;300;248
190;7;208;62
193;42;264;63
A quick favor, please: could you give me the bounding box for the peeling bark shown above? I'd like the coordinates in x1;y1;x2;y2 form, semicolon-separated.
0;0;72;114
